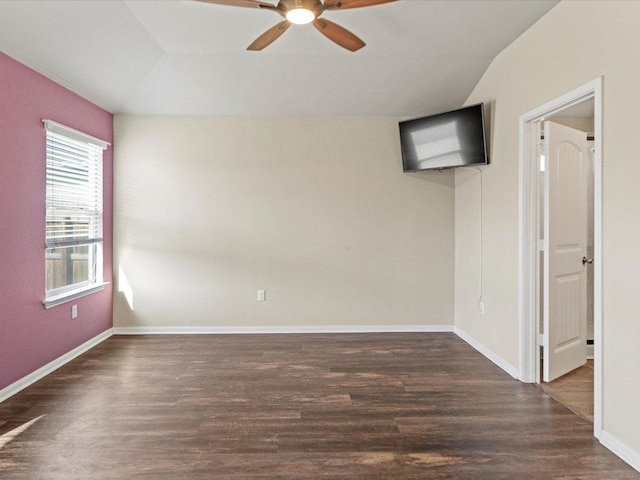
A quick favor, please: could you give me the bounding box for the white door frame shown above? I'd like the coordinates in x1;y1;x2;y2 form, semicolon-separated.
518;77;603;437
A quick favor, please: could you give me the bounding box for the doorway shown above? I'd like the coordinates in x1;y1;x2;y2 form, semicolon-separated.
518;78;603;437
536;112;595;423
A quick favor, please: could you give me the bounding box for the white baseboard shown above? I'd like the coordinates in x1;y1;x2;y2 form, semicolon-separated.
0;325;516;401
600;430;640;473
113;324;455;335
453;326;519;378
0;328;113;404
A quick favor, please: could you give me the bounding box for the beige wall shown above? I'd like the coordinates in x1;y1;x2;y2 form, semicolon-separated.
551;117;594;132
456;0;640;458
114;116;454;329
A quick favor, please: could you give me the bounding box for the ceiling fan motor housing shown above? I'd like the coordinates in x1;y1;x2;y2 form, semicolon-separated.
279;0;324;17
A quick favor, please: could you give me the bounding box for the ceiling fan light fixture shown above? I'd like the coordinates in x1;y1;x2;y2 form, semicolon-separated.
286;7;316;25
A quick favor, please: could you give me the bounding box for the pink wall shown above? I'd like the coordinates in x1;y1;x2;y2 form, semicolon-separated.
0;52;113;390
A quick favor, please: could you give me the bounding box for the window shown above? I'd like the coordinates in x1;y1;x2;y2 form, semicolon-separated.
43;120;109;308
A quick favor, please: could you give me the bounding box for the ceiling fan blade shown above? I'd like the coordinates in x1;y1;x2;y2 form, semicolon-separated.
247;21;291;50
323;0;397;10
196;0;276;9
313;18;365;52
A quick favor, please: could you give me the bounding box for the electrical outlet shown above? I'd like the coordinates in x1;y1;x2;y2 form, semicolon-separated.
257;290;266;302
479;302;485;315
71;304;78;319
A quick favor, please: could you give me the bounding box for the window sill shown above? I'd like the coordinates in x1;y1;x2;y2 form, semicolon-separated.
43;282;109;309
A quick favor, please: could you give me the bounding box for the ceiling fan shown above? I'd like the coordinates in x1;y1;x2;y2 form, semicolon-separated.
196;0;398;52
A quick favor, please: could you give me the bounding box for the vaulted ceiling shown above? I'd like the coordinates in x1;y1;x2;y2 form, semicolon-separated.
0;0;558;116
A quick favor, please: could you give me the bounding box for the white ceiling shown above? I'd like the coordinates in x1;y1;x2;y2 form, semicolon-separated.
0;0;558;116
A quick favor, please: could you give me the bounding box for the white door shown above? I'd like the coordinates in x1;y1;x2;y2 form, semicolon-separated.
543;121;589;382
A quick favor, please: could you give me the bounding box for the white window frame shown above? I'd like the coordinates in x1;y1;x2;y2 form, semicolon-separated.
43;120;110;309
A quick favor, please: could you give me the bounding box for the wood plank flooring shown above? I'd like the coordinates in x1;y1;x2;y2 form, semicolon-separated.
0;333;637;479
538;360;594;423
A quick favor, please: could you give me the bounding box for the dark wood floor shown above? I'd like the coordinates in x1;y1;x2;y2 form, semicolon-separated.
538;359;594;423
0;333;637;479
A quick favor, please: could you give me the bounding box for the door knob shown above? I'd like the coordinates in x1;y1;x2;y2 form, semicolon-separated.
582;256;594;265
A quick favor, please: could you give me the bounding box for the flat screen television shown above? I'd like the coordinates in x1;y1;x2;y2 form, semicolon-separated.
399;103;488;172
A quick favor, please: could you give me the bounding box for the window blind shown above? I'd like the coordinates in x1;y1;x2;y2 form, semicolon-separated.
44;120;107;248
